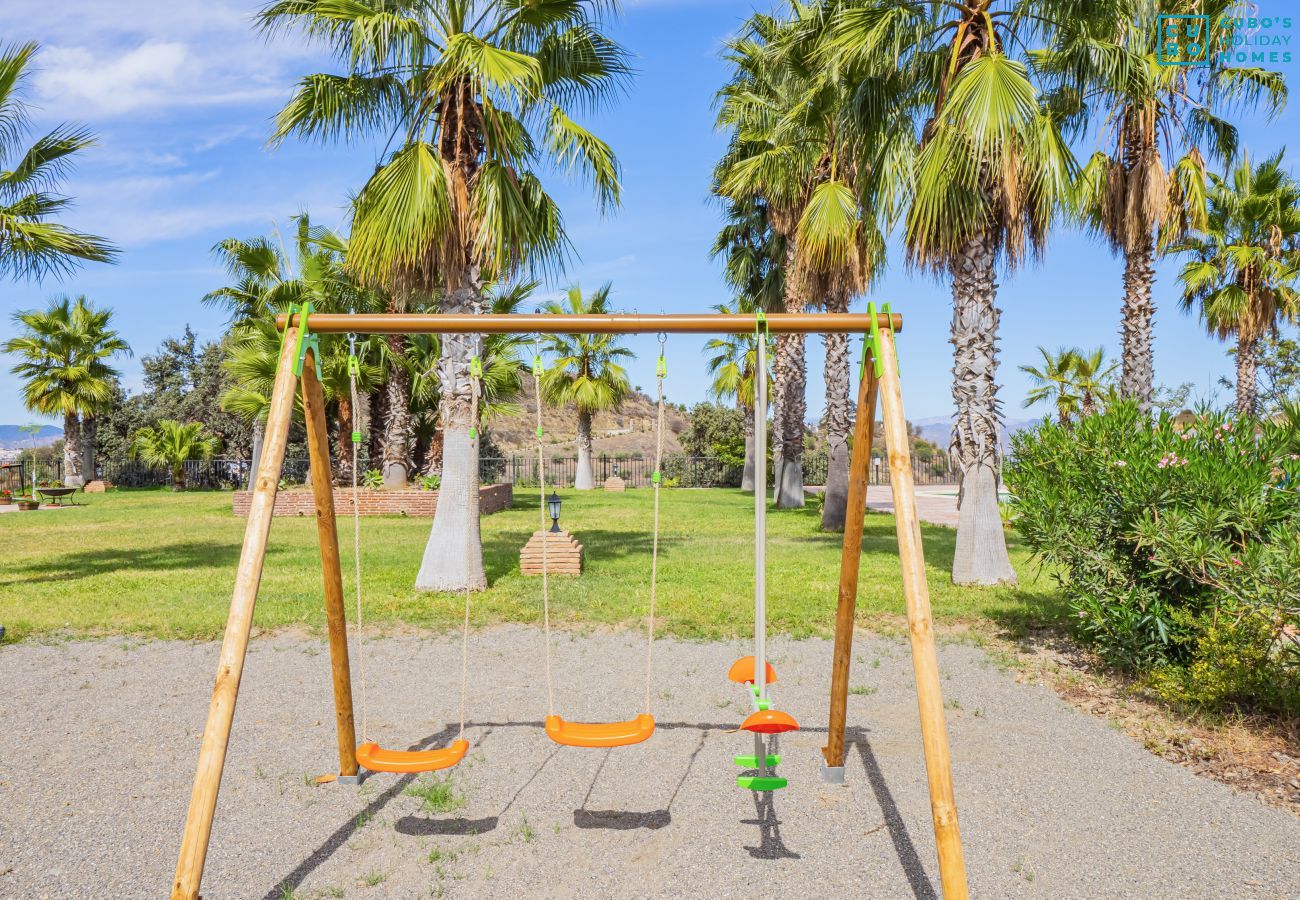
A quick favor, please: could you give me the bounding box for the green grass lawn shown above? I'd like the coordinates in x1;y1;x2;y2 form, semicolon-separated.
0;488;1063;643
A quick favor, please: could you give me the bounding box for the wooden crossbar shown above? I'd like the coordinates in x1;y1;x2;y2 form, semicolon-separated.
273;312;903;335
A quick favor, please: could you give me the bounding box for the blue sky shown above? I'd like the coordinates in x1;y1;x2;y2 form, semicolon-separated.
3;0;1299;428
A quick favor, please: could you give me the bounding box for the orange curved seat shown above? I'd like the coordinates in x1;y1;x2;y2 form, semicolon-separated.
741;709;799;734
355;739;469;774
545;714;655;748
728;656;777;685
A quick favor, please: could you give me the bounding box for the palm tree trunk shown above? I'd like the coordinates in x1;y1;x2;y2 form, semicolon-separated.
172;463;185;492
741;400;756;492
367;387;385;475
770;335;787;502
62;412;83;487
80;414;98;483
1235;331;1259;416
335;397;353;486
950;230;1017;586
381;334;412;488
821;290;852;531
1120;232;1156;414
575;410;595;490
776;331;807;508
426;429;445;477
247;418;265;491
416;279;486;592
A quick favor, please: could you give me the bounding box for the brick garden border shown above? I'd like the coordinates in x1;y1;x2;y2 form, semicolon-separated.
232;483;513;517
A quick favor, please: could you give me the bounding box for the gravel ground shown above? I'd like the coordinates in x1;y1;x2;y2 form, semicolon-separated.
2;627;1297;899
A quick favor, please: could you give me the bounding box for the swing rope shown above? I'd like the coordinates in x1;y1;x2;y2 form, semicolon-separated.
346;330;477;749
347;330;369;743
459;350;482;741
644;335;667;714
531;345;556;716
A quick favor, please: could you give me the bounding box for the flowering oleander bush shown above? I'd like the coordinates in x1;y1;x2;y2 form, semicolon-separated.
1006;401;1300;715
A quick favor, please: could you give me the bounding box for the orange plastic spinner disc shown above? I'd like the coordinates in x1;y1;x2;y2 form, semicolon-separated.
727;656;778;685
741;709;799;734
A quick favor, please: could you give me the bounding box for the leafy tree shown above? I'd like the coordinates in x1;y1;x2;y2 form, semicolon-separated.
261;0;630;591
1040;1;1286;411
130;420;220;490
704;299;773;492
1173;151;1300;415
680;402;746;467
1255;332;1300;413
0;42;115;287
3;296;129;485
825;0;1076;584
539;284;632;490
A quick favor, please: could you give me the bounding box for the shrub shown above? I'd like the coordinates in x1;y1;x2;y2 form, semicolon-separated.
417;474;441;491
362;469;384;489
1005;401;1300;715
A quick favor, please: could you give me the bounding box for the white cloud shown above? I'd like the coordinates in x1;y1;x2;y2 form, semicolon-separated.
0;1;316;120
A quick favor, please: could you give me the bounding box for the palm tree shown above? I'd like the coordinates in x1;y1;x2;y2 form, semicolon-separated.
130;420;220;491
827;0;1076;584
1173;151;1300;416
262;0;629;591
208;216;383;485
1039;2;1286;411
3;296;129;486
0;43;115;287
540;284;632;490
705;301;774;492
1021;347;1081;426
1070;346;1115;416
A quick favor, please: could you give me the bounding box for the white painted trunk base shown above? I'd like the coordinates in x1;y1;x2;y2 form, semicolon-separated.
415;428;486;592
951;463;1017;586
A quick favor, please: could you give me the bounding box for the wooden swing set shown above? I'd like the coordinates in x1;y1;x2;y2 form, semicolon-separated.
170;309;968;900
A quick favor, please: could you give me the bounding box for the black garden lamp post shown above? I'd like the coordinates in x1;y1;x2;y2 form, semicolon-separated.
547;491;563;533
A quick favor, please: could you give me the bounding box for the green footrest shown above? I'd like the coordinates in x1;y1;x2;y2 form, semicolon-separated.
733;754;781;768
737;775;787;791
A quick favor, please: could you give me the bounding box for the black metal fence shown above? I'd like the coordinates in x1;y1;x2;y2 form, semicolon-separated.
56;451;956;491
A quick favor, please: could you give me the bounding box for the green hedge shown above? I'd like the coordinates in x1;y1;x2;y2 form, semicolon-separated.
1005;402;1300;716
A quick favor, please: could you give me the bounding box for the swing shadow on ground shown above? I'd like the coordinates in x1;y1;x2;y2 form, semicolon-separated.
570;729;707;831
263;724;497;900
265;720;935;898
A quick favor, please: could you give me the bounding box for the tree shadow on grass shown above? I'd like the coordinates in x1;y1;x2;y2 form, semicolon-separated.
0;541;249;587
481;529;685;582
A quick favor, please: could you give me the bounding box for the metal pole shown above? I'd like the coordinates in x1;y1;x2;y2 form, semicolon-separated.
754;329;768;779
275;312;903;335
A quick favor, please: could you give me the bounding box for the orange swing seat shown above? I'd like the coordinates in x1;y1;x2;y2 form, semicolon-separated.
355;739;470;774
545;714;655;748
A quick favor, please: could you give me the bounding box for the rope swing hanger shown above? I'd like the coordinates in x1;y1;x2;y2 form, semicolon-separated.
349;326;474;774
537;333;666;748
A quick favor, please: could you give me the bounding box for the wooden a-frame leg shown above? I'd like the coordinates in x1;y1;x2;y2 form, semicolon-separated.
301;350;358;779
876;326;969;900
171;327;301;900
823;349;879;776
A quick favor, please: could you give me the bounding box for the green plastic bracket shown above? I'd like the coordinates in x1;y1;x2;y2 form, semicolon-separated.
347;354;360;378
532;353;544;376
749;685;770;711
470;356;483;378
754;310;767;336
290;302;321;379
866;301;898;380
733;754;781;768
351;431;363;444
737;776;787;791
536;426;544;439
656;355;667;378
652;470;661;485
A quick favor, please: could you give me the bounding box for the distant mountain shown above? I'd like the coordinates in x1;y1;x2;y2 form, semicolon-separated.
911;415;1038;451
0;424;63;447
